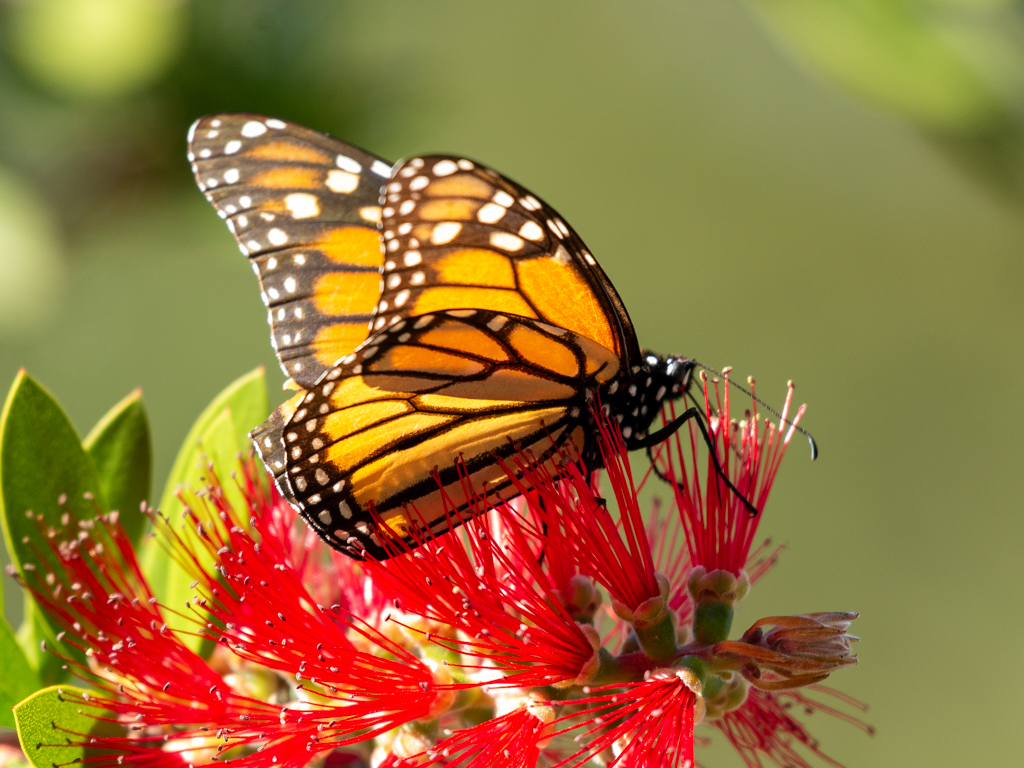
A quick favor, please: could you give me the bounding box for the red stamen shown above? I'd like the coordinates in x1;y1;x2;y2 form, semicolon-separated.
359;469;596;688
552;672;697;768
655;375;806;574
710;686;872;768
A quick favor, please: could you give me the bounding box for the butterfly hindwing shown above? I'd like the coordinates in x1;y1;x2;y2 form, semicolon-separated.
188;114;393;386
374;155;642;369
252;309;621;559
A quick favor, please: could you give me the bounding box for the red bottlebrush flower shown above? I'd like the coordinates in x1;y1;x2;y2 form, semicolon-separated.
357;474;600;689
655;371;807;575
416;695;556;767
502;418;662;620
710;686;873;768
10;375;863;768
561;669;700;768
15;464;454;768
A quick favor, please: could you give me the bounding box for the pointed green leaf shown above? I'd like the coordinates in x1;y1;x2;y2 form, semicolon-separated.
0;372;100;681
138;368;268;654
14;686;121;768
0;371;108;576
83;388;152;547
0;615;38;728
15;598;64;686
1;370;107;573
159;367;268;520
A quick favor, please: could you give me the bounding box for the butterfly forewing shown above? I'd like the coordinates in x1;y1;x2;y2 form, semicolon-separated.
189;114;393;386
374;155;641;369
252;309;620;559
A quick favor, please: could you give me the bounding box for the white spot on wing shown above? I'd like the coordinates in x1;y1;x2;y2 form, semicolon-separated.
225;140;242;155
326;170;359;194
490;232;523;251
477;203;506;224
285;193;320;218
371;160;392;177
433;160;458;176
267;229;288;246
493;190;514;207
241;121;267;138
360;206;382;223
431;222;462;245
519;221;544;241
337;155;362;173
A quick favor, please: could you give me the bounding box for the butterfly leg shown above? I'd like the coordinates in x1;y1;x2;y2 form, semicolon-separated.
641;407;760;517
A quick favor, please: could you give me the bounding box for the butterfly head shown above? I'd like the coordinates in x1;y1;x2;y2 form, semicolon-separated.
600;352;695;450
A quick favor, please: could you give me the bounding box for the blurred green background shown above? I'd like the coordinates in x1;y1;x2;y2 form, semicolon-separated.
2;0;1023;765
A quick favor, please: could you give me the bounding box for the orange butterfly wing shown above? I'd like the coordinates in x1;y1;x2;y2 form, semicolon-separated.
188;113;392;386
372;155;641;370
254;309;620;559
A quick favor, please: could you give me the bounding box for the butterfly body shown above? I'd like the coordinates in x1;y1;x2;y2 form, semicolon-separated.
189;114;693;559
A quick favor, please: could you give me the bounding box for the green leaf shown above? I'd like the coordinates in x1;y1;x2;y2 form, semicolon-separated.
159;368;268;519
0;371;108;577
83;388;152;547
746;0;1007;131
14;686;122;768
138;368;267;653
15;599;64;686
0;372;105;684
0;615;38;728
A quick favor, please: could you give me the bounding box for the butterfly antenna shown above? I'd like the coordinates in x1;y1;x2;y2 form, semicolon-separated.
689;360;819;460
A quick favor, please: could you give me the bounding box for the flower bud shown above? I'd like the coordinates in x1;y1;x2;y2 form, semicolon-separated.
703;673;750;719
711;612;859;690
553;574;603;622
555;623;601;687
687;566;749;606
611;572;671;628
688;567;750;645
743;611;858;660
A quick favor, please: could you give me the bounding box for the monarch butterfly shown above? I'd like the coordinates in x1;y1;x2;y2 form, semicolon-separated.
188;114;735;559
